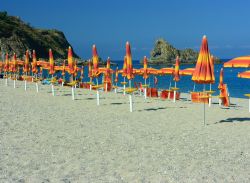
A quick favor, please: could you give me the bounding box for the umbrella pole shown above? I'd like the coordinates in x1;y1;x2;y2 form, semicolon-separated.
144;78;147;99
129;94;133;112
123;77;126;96
5;72;8;86
168;77;172;100
203;84;206;126
90;77;92;91
71;75;75;100
173;82;177;103
13;73;16;88
51;75;55;96
97;89;100;106
24;72;27;91
36;74;39;93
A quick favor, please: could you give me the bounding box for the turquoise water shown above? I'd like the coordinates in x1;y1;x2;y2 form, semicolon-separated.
44;60;250;98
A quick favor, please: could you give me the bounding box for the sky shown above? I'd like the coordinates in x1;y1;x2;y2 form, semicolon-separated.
1;0;250;60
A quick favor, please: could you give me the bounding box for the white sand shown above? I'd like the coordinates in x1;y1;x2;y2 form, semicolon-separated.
0;79;250;182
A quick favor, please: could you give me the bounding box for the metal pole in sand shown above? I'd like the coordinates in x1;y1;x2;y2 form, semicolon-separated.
13;74;16;88
24;72;27;91
203;84;206;126
123;77;126;96
96;78;100;106
144;78;147;99
129;80;133;112
173;82;177;103
71;75;75;100
51;75;55;96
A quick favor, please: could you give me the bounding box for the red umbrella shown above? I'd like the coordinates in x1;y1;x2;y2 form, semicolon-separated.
126;42;134;81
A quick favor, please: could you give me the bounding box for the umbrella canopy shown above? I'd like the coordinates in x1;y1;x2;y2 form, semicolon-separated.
173;56;180;82
62;60;66;76
92;45;100;77
32;50;38;74
49;49;55;75
23;50;29;73
88;60;93;78
143;56;149;79
179;68;195;76
238;70;250;79
218;68;224;89
126;42;134;80
122;56;127;77
68;46;74;74
224;56;250;68
192;35;215;84
115;66;119;83
12;53;17;73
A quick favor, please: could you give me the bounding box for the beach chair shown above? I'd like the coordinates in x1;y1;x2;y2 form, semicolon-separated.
218;84;230;107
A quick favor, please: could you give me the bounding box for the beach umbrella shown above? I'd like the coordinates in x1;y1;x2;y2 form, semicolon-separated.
126;42;134;81
192;35;215;125
224;56;250;68
48;49;55;96
92;44;100;79
32;50;39;92
121;56;127;95
23;50;29;91
32;50;38;75
172;56;180;102
238;70;250;78
179;68;195;76
114;66;119;93
68;46;74;75
105;57;111;92
12;53;18;88
142;56;149;99
125;41;136;112
218;68;224;90
61;60;66;86
3;53;9;86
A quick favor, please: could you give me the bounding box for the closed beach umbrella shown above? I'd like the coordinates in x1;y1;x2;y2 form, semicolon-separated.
32;50;38;74
12;53;17;73
143;56;148;80
172;56;180;102
115;66;119;83
192;35;215;125
192;36;215;84
126;42;134;81
92;45;100;78
218;68;224;90
224;56;250;68
173;56;180;82
23;50;29;74
88;60;93;78
122;56;127;77
68;46;74;74
49;49;55;75
105;57;111;91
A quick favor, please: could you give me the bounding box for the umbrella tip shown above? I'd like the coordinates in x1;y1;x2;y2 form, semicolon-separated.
69;46;71;49
203;35;207;39
126;41;129;45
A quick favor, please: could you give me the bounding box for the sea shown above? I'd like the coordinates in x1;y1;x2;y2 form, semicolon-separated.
43;59;250;99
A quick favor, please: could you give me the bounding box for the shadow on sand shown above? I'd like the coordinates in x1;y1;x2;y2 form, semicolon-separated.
216;117;250;123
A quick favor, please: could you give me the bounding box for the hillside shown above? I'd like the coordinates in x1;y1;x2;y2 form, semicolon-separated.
149;38;220;65
0;11;79;60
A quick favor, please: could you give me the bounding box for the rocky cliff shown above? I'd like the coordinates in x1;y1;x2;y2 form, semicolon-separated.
149;38;220;65
0;11;79;60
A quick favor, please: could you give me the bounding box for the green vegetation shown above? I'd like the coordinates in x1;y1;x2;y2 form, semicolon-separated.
149;38;220;65
0;11;79;60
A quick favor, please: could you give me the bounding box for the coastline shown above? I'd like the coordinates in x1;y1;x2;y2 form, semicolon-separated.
0;80;250;182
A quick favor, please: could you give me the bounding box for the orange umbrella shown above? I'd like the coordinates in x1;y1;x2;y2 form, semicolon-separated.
238;70;250;78
92;45;100;78
192;36;215;84
68;46;75;74
224;56;250;68
88;60;93;78
104;57;111;91
4;53;9;73
179;68;195;76
173;56;180;82
32;50;38;74
218;68;224;89
12;53;18;73
115;66;119;83
122;56;127;77
143;56;148;80
49;49;55;75
126;42;134;81
23;50;29;74
191;35;215;125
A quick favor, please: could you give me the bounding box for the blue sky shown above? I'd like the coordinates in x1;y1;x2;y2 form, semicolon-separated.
1;0;250;60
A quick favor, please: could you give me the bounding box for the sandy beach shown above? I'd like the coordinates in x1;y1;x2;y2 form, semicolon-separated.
0;79;250;182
